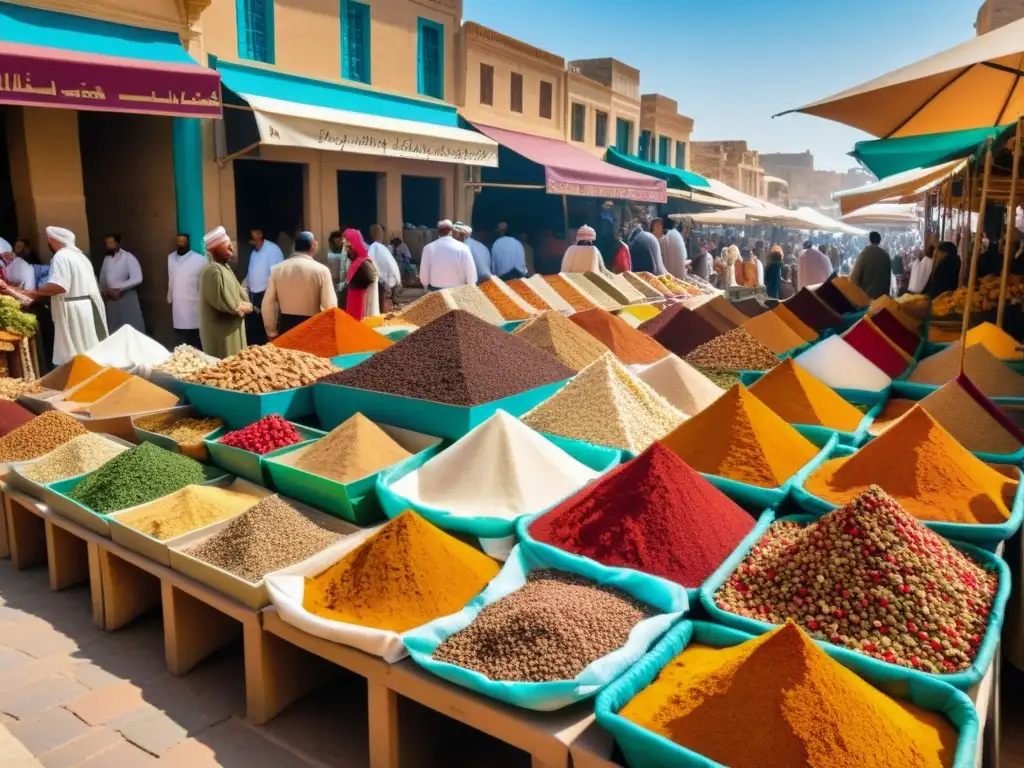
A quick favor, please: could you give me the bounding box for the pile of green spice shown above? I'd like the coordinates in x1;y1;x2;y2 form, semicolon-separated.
67;442;208;514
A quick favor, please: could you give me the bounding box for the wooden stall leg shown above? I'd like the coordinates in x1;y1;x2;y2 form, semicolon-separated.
7;497;45;571
45;521;89;591
0;490;10;559
243;620;333;725
162;582;241;676
97;548;160;631
87;543;105;629
368;681;399;768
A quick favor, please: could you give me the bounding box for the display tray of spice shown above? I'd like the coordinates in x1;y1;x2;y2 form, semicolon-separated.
132;407;224;461
204;415;325;487
478;278;535;322
7;433;133;500
706;486;1008;690
266;510;501;662
315;311;573;440
271;307;394;360
0;411;89;468
597;620;972;768
570;308;670;366
900;343;1024;402
684;328;781;373
512;311;611;373
264;414;441;524
403;546;684;711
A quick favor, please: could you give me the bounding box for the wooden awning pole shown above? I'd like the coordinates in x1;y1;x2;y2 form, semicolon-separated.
997;116;1024;328
960;141;994;368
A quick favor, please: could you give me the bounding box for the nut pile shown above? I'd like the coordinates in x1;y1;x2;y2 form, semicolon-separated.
219;415;303;455
478;279;531;321
0;377;43;400
183;495;345;583
0;411;88;462
21;434;128;484
134;413;224;444
117;485;262;541
715;486;1000;674
154;345;217;378
186;345;339;394
685;328;781;372
432;569;656;682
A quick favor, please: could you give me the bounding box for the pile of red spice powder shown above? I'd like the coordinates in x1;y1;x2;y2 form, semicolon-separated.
272;307;393;358
218;415;303;455
529;442;757;588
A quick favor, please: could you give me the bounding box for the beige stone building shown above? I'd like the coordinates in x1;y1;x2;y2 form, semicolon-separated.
760;151;874;210
976;0;1024;32
566;58;641;158
639;94;694;170
691;140;767;199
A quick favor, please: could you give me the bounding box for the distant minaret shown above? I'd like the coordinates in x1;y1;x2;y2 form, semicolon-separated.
975;0;1024;33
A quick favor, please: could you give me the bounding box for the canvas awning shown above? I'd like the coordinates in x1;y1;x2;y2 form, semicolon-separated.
603;147;710;190
833;160;965;214
471;122;667;202
0;2;221;119
850;123;1016;179
840;203;921;226
667;188;740;209
217;59;497;166
791;207;868;235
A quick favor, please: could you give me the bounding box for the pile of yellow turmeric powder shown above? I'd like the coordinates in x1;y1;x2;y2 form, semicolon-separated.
621;622;958;768
302;510;499;632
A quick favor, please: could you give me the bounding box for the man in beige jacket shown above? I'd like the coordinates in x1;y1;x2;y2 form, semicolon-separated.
262;231;337;339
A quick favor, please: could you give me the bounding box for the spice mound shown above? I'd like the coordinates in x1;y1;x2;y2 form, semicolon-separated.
521;354;683;453
135;413;223;443
740;310;806;354
390;411;598;519
772;304;818;343
833;275;872;308
910;343;1024;397
543;275;597;312
68;443;208;514
782;288;841;331
793;335;892;392
21;434;128;484
478;279;532;321
532;443;755;588
303;511;499;632
272;307;394;358
219;415;303;455
187;345;340;394
639;306;721;358
814;278;858;314
685;328;781;372
507;279;551;310
63;355;103;390
116;484;262;541
67;368;132;404
432;569;656;682
0;411;88;463
749;358;864;432
182;495;345;583
0;401;35;438
966;321;1023;361
321;311;574;407
83;377;177;418
868;398;917;436
804;405;1016;525
917;381;1024;455
447;285;506;324
562;272;620;311
659;384;819;489
621;621;958;768
623;272;664;300
570;308;669;365
715;486;1000;674
154;345;217;378
636;355;723;416
843;318;911;378
512;311;610;373
282;414;412;484
871;308;921;357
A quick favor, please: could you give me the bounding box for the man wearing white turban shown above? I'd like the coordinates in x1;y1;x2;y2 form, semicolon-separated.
199;227;251;358
3;227;107;366
0;238;36;292
560;225;603;273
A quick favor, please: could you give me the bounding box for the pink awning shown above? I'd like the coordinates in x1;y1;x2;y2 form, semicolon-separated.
472;122;667;203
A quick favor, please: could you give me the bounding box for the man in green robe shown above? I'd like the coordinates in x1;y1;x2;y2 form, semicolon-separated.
200;227;252;358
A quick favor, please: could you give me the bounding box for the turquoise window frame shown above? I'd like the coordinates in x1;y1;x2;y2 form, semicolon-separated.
658;136;671;166
616;118;633;154
341;0;371;84
676;140;687;169
639;128;651;159
417;17;445;100
595;111;608;147
236;0;275;64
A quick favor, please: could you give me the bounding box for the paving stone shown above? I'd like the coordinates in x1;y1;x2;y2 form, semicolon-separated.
0;678;91;719
134;674;237;734
68;664;121;693
6;706;90;756
0;606;32;625
0;647;32;671
64;682;144;727
0;655;77;694
160;738;221;768
6;631;79;660
77;741;158;767
37;729;122;768
115;710;188;757
190;718;311;767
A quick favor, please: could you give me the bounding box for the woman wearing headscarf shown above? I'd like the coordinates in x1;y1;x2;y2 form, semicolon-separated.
341;229;379;320
595;221;630;274
734;247;758;288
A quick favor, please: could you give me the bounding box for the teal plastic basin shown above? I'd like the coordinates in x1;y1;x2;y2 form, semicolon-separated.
204;423;326;486
180;382;316;430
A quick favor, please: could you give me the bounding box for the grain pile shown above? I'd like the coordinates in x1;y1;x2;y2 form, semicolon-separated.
506;279;551;311
85;377;179;418
592;271;646;304
63;355;103;390
153;345;217;377
395;291;456;327
134;413;223;443
432;569;656;682
0;411;88;462
68;443;208;514
272;307;394;357
525;275;575;312
321;311;574;407
741;310;806;354
749;359;865;432
521;354;684;453
542;275;598;311
640;306;721;357
696;367;741;390
280;414;412;484
0;401;35;437
20;434;128;484
512;311;610;372
183;496;345;583
832;276;872;308
67;368;132;404
390;411;598;519
659;385;819;488
793;336;892;392
447;285;506;324
562;272;620;310
783;289;842;331
636;355;723;416
685;328;780;372
916;381;1024;454
570;308;669;365
772;304;818;343
117;484;263;541
478;279;533;321
909;343;1024;397
187;345;340;394
715;486;1000;674
0;378;43;400
623;272;665;299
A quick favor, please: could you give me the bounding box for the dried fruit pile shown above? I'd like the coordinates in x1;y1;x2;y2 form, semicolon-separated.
715;486;1000;674
219;415;304;455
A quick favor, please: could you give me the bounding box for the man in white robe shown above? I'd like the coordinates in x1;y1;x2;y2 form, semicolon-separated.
167;233;206;349
655;219;688;279
561;225;603;273
99;234;145;334
0;238;35;291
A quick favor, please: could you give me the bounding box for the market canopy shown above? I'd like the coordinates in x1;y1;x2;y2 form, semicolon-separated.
792;207;867;235
217;59;497;166
472;123;666;202
667;188;740;209
603;147;711;190
833;160;965;214
679;207;760;226
850;123;1016;179
0;1;221;119
776;16;1024;138
840;203;921;226
701;179;798;220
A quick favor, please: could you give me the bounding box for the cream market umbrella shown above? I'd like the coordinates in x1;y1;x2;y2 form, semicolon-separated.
776;17;1024;138
840;203;921;226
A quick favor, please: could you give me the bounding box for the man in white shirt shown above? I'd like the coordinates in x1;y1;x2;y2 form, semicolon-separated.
654;218;688;279
0;238;36;292
368;224;402;312
99;234;145;334
491;222;528;281
167;233;206;349
420;219;477;291
243;227;284;345
460;224;492;282
262;232;337;339
796;239;834;290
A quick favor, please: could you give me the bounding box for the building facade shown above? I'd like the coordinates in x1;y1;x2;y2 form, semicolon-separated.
638;94;693;171
976;0;1024;32
760;151;873;210
690;140;766;199
567;58;642;158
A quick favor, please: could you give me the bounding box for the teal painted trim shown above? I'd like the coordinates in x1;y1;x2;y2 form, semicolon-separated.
675;140;686;170
605;146;711;189
236;0;275;64
639;130;652;161
172;118;205;251
0;1;198;63
341;0;371;85
658;136;670;166
615;117;633;154
215;58;459;127
416;17;445;100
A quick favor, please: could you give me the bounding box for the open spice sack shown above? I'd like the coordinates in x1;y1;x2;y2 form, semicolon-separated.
402;544;685;711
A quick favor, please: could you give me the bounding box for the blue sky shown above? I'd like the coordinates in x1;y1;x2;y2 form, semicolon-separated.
462;0;978;172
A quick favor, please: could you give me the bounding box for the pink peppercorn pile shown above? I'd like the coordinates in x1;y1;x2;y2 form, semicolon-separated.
218;415;303;455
